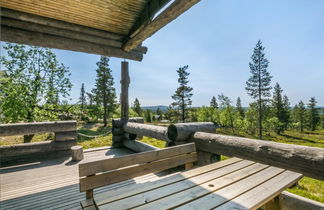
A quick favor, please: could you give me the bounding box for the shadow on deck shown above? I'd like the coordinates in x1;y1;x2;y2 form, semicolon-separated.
0;147;167;210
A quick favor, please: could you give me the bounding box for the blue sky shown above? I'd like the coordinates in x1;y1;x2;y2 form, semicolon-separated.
37;0;324;106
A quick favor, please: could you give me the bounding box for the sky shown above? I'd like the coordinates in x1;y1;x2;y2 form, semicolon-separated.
9;0;324;106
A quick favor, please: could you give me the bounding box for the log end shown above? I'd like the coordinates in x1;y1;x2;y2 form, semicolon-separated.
167;124;178;142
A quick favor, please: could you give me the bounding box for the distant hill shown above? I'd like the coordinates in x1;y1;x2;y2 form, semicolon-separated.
142;105;168;112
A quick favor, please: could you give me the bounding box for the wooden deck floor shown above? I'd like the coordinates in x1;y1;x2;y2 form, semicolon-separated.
0;147;168;210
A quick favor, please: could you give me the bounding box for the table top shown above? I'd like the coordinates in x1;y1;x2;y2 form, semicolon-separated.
88;157;302;210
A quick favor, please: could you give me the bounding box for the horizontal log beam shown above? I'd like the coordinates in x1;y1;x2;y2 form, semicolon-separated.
281;191;324;210
123;122;169;141
192;132;324;181
167;122;216;141
123;140;159;153
123;0;201;51
1;8;123;41
1;26;143;61
1;17;147;54
0;121;77;136
0;140;76;158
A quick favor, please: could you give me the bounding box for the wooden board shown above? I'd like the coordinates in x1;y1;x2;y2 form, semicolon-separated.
79;143;195;177
79;152;197;192
214;171;303;210
82;157;242;207
98;160;257;209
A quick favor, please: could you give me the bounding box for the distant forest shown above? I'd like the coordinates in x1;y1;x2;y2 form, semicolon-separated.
1;42;324;140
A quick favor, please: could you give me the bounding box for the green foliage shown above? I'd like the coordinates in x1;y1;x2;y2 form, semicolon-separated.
79;83;86;110
246;40;272;139
196;106;220;124
0;43;72;123
210;96;218;109
270;83;290;134
92;56;117;126
307;97;320;131
144;109;152;123
171;65;193;122
133;98;142;116
236;97;244;118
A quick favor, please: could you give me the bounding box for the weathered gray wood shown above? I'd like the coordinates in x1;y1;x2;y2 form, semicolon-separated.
0;121;76;136
71;146;84;161
123;0;201;51
55;131;77;141
128;117;144;140
123;140;159;152
92;158;242;207
1;17;148;55
1;26;143;61
79;143;195;177
196;150;220;166
79;152;197;192
123;122;169;141
1;8;123;41
112;118;124;128
167;122;216;141
0;140;77;164
281;191;324;210
120;61;130;120
192;132;324;181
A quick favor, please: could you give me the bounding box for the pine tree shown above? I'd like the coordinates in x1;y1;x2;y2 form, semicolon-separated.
307;97;320;131
271;83;288;134
79;83;86;110
236;97;245;118
133;98;142;116
282;95;290;130
145;109;152;123
171;65;193;122
245;40;272;139
210;96;218;109
93;56;117;127
296;101;306;132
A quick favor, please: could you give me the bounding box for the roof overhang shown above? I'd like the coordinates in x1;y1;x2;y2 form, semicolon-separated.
0;0;200;61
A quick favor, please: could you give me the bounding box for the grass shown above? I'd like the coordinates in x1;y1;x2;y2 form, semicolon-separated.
76;123;112;149
1;123;323;203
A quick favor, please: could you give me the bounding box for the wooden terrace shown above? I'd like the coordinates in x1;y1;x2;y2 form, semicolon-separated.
1;0;324;209
0;147;169;210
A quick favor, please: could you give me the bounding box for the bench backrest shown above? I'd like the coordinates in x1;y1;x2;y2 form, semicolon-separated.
79;143;197;198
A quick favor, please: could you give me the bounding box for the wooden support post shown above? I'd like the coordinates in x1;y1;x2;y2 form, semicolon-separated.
185;162;194;170
71;145;84;161
264;196;282;210
121;61;130;121
86;174;95;199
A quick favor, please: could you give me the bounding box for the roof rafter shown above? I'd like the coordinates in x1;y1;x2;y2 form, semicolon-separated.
123;0;201;52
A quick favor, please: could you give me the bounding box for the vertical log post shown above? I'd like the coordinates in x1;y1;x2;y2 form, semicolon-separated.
121;61;130;121
112;61;130;147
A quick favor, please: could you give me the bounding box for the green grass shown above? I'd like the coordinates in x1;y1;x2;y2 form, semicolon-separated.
218;128;324;203
0;133;54;146
76;123;112;149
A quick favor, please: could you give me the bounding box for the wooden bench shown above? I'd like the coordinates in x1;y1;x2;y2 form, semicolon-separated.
78;143;197;209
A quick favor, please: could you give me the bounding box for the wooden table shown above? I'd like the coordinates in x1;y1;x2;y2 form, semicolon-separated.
84;158;302;210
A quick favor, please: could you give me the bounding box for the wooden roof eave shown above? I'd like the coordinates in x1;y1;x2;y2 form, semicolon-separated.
0;0;201;60
0;8;146;61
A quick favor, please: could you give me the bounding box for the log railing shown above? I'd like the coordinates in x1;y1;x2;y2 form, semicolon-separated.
0;121;77;164
118;121;324;181
0;120;77;141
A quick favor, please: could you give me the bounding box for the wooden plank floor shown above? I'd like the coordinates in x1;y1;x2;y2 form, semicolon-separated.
0;147;168;210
